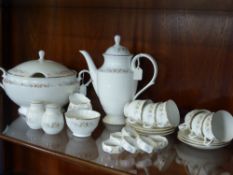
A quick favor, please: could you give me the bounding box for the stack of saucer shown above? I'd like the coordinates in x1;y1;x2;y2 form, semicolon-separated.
126;119;176;136
124;99;180;136
177;128;230;149
178;109;233;149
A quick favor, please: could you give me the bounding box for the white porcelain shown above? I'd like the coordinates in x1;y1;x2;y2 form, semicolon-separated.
148;135;168;151
80;35;158;125
177;129;230;150
179;109;210;130
124;99;153;124
202;112;216;145
102;139;124;154
67;93;92;113
0;50;90;115
65;109;100;137
156;100;180;127
136;136;154;153
26;101;44;129
189;112;210;139
127;120;176;136
109;132;122;145
121;136;138;154
141;103;160;128
41;104;64;135
209;110;233;142
121;126;139;139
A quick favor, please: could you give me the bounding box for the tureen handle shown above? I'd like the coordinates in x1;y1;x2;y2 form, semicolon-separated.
131;53;158;100
0;67;6;90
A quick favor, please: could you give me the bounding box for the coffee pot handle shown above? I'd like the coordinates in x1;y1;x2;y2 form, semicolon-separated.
131;53;158;100
77;69;92;87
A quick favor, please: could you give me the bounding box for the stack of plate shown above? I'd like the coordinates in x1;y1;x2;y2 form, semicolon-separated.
177;129;230;150
126;119;176;136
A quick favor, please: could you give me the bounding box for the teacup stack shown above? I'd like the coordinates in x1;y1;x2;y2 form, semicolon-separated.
64;93;101;138
178;109;233;149
124;99;180;135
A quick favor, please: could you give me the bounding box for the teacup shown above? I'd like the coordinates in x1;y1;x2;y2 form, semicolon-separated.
203;110;233;143
65;109;100;137
141;103;160;128
189;112;210;139
67;93;92;113
124;99;153;124
179;109;210;130
156;99;180;127
202;112;216;145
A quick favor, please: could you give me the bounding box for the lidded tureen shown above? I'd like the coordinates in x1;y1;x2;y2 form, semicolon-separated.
0;50;87;115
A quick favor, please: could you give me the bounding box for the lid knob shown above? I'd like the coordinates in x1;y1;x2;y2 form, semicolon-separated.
114;35;121;45
38;50;45;62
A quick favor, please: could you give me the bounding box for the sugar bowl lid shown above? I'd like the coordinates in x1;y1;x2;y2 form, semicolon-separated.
104;35;131;56
8;50;76;78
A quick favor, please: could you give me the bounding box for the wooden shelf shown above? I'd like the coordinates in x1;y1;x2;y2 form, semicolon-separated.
0;115;233;174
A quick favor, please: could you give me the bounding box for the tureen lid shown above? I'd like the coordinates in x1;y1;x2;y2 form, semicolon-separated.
104;35;131;56
8;50;76;78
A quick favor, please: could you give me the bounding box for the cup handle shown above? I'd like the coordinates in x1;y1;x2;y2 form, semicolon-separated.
131;53;158;100
188;131;198;139
178;123;188;130
127;118;137;124
203;137;214;146
77;69;92;87
0;67;6;90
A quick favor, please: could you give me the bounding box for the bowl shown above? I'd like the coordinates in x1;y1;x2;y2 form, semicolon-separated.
65;110;101;137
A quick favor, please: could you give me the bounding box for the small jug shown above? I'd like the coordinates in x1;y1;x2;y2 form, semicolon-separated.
67;93;92;113
41;104;64;135
26;101;45;129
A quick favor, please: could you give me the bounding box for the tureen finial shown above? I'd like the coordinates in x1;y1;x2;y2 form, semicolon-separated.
114;35;121;45
38;50;45;62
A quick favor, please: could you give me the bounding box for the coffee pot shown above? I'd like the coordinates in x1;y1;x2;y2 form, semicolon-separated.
80;35;158;125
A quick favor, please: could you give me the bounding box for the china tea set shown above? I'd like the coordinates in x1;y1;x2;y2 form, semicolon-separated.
0;35;233;151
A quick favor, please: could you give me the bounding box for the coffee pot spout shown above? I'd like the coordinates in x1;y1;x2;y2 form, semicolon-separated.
79;50;98;94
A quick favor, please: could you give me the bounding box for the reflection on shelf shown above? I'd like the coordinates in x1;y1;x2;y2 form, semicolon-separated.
65;129;98;161
95;124;178;174
1;116;233;175
175;142;232;175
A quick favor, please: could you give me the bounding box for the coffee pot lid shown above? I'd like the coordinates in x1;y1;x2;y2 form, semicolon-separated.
8;50;76;78
104;35;131;56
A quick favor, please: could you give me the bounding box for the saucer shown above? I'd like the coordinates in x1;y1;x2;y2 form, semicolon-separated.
177;129;230;150
136;128;176;136
126;118;172;131
126;120;176;136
